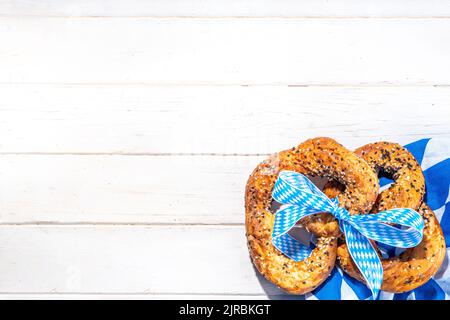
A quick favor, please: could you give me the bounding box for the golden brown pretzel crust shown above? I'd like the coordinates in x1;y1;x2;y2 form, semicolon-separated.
324;142;444;292
245;137;379;294
337;203;446;292
356;142;425;212
324;142;425;212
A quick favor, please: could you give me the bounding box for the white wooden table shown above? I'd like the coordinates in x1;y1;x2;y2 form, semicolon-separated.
0;1;449;299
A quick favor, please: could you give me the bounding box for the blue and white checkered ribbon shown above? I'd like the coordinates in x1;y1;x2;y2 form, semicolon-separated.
272;170;425;299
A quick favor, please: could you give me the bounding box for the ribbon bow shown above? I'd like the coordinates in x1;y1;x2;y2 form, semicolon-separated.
272;171;424;299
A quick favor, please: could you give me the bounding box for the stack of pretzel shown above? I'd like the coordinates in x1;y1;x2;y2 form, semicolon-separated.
245;137;446;295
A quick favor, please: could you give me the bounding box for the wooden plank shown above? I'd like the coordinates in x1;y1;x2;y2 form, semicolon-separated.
2;19;450;85
0;85;448;154
0;293;271;299
1;150;446;225
0;225;286;295
1;0;450;17
0;155;261;224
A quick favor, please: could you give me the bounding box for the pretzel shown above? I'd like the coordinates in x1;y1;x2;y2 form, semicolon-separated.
324;142;445;292
245;137;379;294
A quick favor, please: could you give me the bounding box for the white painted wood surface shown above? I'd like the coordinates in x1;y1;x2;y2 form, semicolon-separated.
0;85;449;154
0;155;260;224
0;152;448;226
0;226;281;296
1;0;450;17
2;19;450;85
0;1;449;299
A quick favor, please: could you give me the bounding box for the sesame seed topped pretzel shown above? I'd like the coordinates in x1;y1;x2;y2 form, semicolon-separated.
336;203;446;292
324;142;446;292
358;142;426;213
245;137;379;294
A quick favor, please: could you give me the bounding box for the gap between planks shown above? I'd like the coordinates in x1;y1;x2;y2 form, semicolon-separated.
0;222;244;227
0;152;269;156
2;16;450;19
2;82;450;87
0;293;277;300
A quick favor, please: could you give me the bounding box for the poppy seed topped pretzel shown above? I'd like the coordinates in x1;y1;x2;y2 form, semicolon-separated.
337;203;446;292
245;137;379;294
324;142;445;292
358;142;425;212
324;142;425;212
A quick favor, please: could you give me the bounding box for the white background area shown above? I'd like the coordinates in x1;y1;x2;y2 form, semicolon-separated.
0;1;449;299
